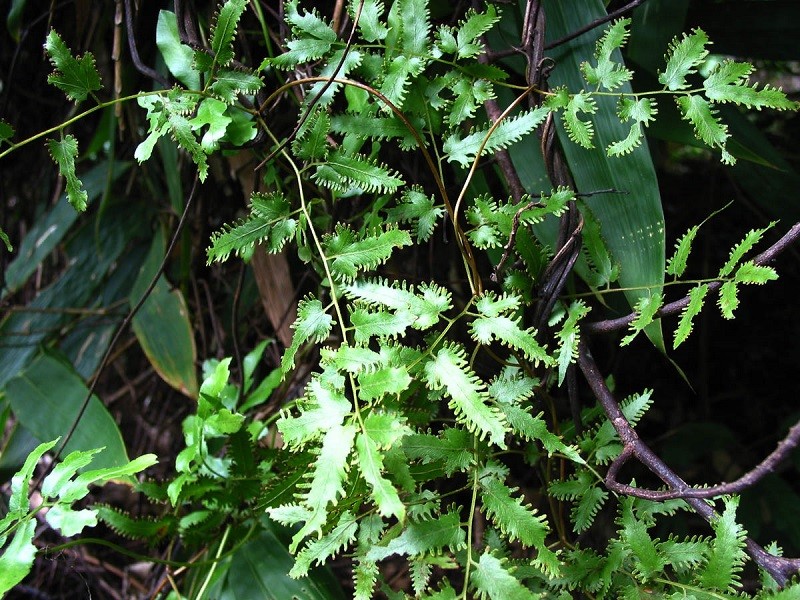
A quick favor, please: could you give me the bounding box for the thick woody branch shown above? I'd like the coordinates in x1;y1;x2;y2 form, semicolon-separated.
578;341;800;586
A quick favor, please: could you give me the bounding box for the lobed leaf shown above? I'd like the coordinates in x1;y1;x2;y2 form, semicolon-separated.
386;188;444;242
718;222;775;278
44;30;101;102
621;293;664;346
658;28;710;91
291;511;359;578
676;94;733;164
314;152;405;194
48;135;88;211
281;297;334;373
704;60;798;111
356;432;405;520
210;0;247;67
580;18;632;91
699;497;747;591
480;474;550;549
424;344;507;447
471;552;537;600
734;262;778;285
666;224;700;277
352;0;388;42
443;106;550;167
366;509;465;561
291;423;356;552
673;284;708;349
323;225;412;281
562;92;598;149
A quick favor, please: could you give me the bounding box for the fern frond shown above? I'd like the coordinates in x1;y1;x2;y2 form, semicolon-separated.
207;192;296;263
673;284;708;349
699;497;747;591
356;431;405;519
323;225;412;281
386;188;444;242
44;30;101;103
676;95;732;164
47;135;87;211
563;92;597;149
718;222;775;277
621;293;663;346
443;106;550;167
658;28;710;91
208;0;247;68
314;151;404;194
423;343;507;447
704;60;798;111
281;296;334;373
471;551;536;600
366;509;465;561
580;18;632;91
278;373;351;447
291;511;359;578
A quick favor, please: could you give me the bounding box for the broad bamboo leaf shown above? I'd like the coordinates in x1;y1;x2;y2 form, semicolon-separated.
537;1;667;349
5;356;131;470
131;229;198;397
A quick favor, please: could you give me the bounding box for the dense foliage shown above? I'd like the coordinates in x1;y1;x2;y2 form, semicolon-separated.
1;1;800;598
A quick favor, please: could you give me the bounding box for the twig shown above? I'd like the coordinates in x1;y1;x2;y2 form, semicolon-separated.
545;0;648;50
124;0;170;88
578;341;800;586
585;222;800;334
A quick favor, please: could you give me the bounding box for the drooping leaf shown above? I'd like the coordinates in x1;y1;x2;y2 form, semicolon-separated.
356;432;405;520
555;301;590;386
676;94;733;164
618;498;665;580
210;0;247;67
44;29;101;102
673;284;708;349
47;135;87;211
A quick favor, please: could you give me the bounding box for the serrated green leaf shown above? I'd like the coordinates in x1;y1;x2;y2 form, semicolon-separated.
352;0;388;42
704;60;798;111
449;6;499;59
555;301;590;386
47;135;87;211
282;297;334;373
345;279;452;331
658;28;709;91
480;475;549;548
44;29;101;102
471;311;550;366
207;192;295;263
294;110;331;161
619;498;665;580
499;405;584;464
0;120;15;143
358;367;412;401
356;432;405;520
666;225;699;277
210;0;246;67
676;94;732;163
278;374;351;446
424;345;506;447
323;225;412;281
0;518;37;596
291;423;356;552
366;509;465;561
700;497;747;591
386;188;443;242
562;92;598;149
402;429;473;476
349;308;414;343
444;106;550;167
291;511;358;578
271;37;334;68
471;552;537;600
209;68;263;103
673;284;708;349
718;223;775;277
718;280;739;319
314;151;405;194
734;261;778;285
581;18;632;91
621;293;664;346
